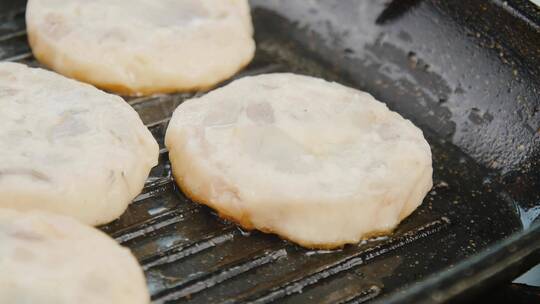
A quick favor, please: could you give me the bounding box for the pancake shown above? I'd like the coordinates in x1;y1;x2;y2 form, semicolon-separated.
165;73;433;248
0;62;159;225
0;209;149;304
26;0;255;95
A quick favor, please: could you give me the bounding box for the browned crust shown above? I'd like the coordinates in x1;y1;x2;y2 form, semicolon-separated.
171;167;397;250
27;30;254;96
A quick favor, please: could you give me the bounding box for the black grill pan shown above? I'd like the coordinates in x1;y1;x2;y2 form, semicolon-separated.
1;0;539;303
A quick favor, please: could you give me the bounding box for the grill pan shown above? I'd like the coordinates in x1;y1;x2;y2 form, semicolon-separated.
1;0;540;303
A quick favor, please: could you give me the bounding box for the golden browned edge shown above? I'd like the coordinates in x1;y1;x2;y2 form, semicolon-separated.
70;72;221;97
170;167;398;250
27;31;255;96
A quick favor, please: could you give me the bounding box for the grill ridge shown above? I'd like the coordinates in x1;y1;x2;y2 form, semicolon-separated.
135;182;174;203
4;51;31;62
0;29;25;42
142;229;237;270
240;217;451;304
112;208;196;243
152;249;288;303
337;285;382;304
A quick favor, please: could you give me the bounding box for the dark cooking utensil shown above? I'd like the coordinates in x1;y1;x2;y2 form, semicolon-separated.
1;0;539;303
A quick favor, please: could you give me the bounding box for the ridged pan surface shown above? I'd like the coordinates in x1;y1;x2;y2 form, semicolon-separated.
1;0;539;303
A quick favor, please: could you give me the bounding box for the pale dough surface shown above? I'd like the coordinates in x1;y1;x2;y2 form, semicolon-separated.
166;73;433;248
26;0;255;95
0;62;159;225
0;209;149;304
